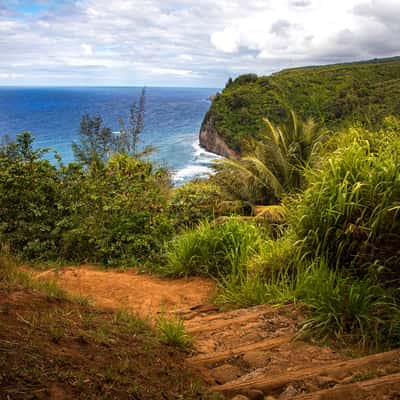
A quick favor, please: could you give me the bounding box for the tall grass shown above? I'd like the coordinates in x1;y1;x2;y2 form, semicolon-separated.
294;128;400;284
296;260;400;348
216;232;299;306
163;218;266;278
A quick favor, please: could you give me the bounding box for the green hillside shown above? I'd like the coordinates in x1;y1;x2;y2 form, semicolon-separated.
203;57;400;152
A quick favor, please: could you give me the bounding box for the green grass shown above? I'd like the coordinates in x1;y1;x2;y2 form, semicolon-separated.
293;126;400;283
156;312;193;351
296;260;400;348
163;218;266;278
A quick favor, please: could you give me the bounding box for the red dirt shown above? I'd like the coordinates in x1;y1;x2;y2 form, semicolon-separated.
35;265;216;317
32;267;400;399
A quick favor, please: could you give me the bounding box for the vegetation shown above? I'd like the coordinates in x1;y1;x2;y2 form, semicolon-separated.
164;218;266;278
0;257;215;399
156;312;193;351
204;57;400;152
1;58;400;351
168;179;223;229
0;134;172;266
165;117;400;349
212;111;325;204
293;126;400;284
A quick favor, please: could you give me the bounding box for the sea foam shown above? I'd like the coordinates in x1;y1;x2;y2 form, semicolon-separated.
172;138;222;183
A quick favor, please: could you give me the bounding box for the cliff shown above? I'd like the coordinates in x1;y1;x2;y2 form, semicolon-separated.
199;117;239;159
200;57;400;154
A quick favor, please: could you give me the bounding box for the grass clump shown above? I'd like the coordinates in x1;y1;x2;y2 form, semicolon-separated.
296;260;400;348
156;313;193;351
294;127;400;285
164;218;266;278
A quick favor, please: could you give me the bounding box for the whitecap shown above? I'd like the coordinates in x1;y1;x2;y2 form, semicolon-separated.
173;164;213;183
172;138;223;184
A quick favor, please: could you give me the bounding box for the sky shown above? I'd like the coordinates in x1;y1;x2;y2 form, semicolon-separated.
0;0;399;87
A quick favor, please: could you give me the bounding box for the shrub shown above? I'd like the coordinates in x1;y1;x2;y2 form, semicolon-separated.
60;153;173;266
0;133;63;260
168;180;222;229
0;134;174;266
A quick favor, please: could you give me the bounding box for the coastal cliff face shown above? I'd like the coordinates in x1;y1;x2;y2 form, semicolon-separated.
199;117;239;159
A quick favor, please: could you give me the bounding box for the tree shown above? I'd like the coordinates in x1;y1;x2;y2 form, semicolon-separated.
73;89;149;170
117;88;152;158
213;111;325;204
72;114;114;170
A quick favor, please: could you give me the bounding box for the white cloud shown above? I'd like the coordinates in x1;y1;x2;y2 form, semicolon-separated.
0;0;399;86
81;43;93;56
211;27;241;53
149;67;193;77
179;54;193;61
0;72;20;80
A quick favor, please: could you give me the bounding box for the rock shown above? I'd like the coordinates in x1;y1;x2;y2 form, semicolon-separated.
279;384;298;399
242;351;267;369
231;395;249;400
314;375;339;388
199;117;239;159
211;364;243;384
245;389;264;400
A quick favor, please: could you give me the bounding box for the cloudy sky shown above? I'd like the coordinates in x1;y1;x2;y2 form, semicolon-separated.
0;0;399;87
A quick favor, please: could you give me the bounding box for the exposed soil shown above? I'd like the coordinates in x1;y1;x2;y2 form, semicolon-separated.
35;265;216;317
23;267;400;399
0;283;213;400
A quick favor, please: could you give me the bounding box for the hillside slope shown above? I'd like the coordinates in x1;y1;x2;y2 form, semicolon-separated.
200;57;400;154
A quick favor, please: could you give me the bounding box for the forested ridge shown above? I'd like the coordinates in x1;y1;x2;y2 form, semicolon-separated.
203;56;400;152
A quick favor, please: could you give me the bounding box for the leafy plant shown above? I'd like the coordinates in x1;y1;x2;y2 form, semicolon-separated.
213;112;325;204
168;180;222;229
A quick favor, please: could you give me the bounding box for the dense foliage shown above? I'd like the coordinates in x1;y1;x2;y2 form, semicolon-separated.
0;133;172;265
167;180;223;229
212;112;325;204
166;118;400;347
204;57;400;152
294;125;400;286
164;219;266;278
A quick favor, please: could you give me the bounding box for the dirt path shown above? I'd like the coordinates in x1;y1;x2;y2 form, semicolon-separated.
35;266;216;317
37;267;400;399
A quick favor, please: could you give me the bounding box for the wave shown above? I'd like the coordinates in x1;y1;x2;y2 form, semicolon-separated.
172;138;223;184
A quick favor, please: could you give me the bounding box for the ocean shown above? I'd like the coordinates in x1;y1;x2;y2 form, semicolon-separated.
0;86;221;183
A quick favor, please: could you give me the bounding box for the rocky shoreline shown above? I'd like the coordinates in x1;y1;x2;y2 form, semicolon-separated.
199;117;239;159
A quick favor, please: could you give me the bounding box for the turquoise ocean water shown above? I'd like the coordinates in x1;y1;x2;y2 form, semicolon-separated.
0;86;221;183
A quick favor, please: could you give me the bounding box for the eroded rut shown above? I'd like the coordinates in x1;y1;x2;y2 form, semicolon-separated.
39;266;400;400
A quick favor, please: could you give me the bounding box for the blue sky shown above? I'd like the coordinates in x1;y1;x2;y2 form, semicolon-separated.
0;0;399;87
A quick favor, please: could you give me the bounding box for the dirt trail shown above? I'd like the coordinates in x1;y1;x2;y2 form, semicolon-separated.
35;266;216;317
38;267;400;399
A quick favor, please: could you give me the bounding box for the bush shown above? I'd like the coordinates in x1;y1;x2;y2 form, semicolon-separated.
293;127;400;285
168;180;222;229
0;133;63;260
0;134;174;266
164;218;266;278
59;154;173;266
